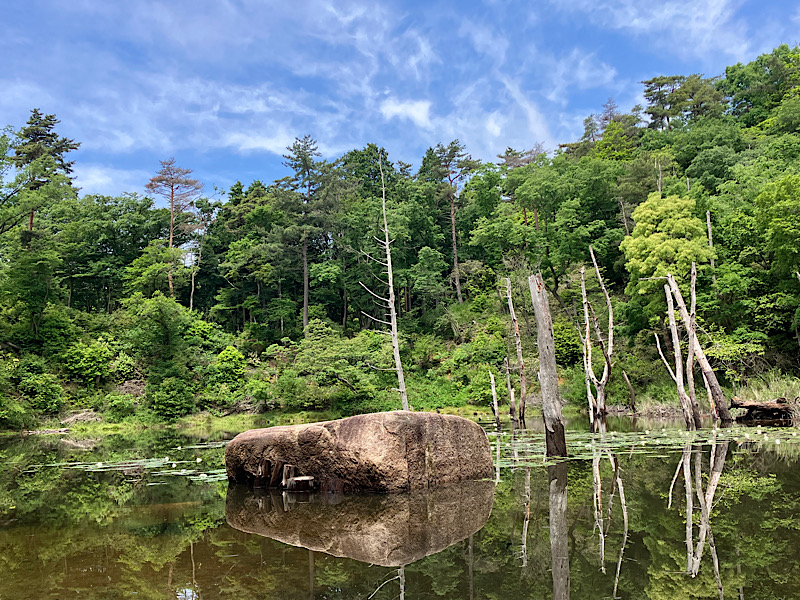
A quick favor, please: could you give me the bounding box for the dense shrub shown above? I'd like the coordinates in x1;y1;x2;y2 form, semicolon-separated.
64;340;113;385
105;393;137;421
18;373;63;414
214;346;246;387
147;377;195;421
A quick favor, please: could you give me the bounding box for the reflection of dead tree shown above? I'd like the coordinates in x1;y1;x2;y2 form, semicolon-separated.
609;453;629;599
591;450;606;572
521;467;531;567
368;567;404;600
591;448;629;580
580;247;615;424
309;549;314;600
468;535;473;600
549;462;570;600
667;436;729;598
667;445;694;572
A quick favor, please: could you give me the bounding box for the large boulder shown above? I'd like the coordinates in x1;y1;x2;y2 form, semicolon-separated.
226;480;494;567
225;410;493;493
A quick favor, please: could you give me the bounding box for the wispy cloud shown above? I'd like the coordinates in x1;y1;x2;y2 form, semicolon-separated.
551;0;752;60
543;49;619;104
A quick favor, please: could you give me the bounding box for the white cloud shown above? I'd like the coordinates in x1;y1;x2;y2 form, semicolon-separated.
485;113;503;138
72;164;151;196
380;98;432;129
552;0;751;60
223;130;296;154
459;21;509;66
544;49;619;104
497;75;554;148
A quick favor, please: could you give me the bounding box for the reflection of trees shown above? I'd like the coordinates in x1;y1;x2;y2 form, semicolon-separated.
549;461;570;600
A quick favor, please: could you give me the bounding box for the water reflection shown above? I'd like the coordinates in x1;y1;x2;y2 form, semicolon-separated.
4;425;800;598
226;479;495;567
549;461;570;600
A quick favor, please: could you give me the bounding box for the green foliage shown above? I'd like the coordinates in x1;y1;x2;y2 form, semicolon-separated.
147;377;195;421
64;339;113;385
621;192;713;324
2;48;800;428
214;345;246;387
18;372;63;414
553;319;582;366
104;392;137;421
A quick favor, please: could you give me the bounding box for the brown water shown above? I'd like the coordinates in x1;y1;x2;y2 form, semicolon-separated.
1;422;799;599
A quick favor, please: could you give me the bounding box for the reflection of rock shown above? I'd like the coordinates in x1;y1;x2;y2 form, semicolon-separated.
225;411;493;493
226;479;494;567
58;438;99;451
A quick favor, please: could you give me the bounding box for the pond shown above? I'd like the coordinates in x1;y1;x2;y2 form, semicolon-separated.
1;419;799;599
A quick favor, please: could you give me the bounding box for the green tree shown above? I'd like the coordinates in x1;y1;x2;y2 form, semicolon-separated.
145;158;203;298
620;192;713;323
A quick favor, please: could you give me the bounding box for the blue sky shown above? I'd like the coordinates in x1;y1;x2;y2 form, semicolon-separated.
2;0;799;199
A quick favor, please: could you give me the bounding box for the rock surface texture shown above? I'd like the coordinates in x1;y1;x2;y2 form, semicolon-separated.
225;410;493;493
226;479;494;566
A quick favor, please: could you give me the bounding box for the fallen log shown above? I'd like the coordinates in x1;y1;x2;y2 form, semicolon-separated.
730;397;799;421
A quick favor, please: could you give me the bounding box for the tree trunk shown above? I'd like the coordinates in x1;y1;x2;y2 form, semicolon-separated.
665;284;696;430
489;371;500;430
621;370;636;412
379;157;408;411
666;273;732;423
450;192;463;303
168;187;175;298
302;235;309;329
341;259;348;327
707;211;717;291
504;357;519;429
529;272;566;457
685;263;704;426
189;238;202;311
505;278;527;425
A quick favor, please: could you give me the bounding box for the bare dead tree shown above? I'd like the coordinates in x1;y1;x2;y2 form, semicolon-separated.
489;371;501;430
506;278;528;425
579;247;615;422
504;357;519;429
359;153;408;410
655;284;697;429
666;273;732;423
684;263;706;423
529;272;567;457
145;158;203;298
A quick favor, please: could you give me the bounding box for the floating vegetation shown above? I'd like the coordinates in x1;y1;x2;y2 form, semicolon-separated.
21;441;228;485
489;426;800;467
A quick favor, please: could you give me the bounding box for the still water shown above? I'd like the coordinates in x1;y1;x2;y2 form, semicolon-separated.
1;420;799;599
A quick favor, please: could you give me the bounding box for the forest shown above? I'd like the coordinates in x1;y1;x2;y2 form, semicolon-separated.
1;44;799;430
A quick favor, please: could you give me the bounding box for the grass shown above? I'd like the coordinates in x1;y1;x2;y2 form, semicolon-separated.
735;371;800;403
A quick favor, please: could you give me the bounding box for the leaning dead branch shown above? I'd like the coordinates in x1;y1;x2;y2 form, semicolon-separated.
666;272;732;423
